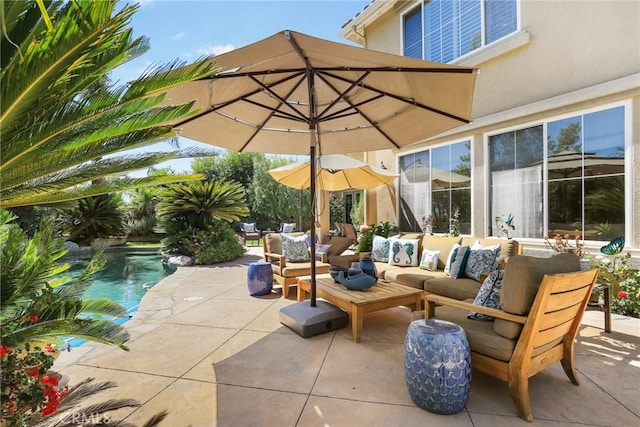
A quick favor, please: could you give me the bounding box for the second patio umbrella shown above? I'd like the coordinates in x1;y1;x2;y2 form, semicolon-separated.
268;154;398;191
162;30;478;329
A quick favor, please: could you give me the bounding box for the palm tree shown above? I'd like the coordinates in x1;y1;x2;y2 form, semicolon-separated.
1;0;216;209
157;181;250;228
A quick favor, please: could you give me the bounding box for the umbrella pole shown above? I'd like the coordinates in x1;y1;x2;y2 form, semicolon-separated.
310;143;317;307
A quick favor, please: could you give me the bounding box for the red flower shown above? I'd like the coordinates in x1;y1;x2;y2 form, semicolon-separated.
45;343;57;353
29;315;39;323
41;375;59;386
618;290;629;299
0;345;10;357
26;367;40;379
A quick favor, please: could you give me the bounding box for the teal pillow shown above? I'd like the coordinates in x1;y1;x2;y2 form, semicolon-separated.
447;245;470;278
371;235;390;262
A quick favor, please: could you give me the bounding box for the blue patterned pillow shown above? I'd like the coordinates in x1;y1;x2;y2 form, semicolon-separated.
388;238;420;266
468;269;504;320
371;235;390;262
281;234;310;262
464;245;501;281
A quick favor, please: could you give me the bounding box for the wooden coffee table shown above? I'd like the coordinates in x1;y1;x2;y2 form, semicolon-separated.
297;276;423;343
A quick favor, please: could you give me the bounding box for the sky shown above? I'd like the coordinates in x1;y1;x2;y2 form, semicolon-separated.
112;0;371;175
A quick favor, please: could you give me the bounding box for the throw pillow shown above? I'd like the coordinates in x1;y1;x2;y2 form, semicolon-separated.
468;269;505;320
464;245;501;281
371;235;390;262
388;238;420;267
419;249;440;271
447;245;470;279
281;234;310;262
243;223;256;233
282;223;296;233
314;244;331;260
444;243;461;275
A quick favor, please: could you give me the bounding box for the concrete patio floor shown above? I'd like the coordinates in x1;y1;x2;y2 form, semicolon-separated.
55;246;640;426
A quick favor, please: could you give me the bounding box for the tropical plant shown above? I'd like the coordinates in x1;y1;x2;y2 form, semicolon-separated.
349;196;364;230
60;194;125;245
0;210;130;349
157;181;249;229
1;0;217;209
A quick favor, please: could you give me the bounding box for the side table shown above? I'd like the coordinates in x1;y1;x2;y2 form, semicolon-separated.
247;262;273;296
404;319;471;414
586;283;611;333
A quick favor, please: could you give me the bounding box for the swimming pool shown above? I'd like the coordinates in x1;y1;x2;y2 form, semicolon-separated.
62;253;175;347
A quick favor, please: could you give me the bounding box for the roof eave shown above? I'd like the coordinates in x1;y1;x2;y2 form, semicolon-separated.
339;0;395;45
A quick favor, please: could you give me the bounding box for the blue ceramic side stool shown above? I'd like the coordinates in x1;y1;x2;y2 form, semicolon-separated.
404;318;471;414
247;261;273;296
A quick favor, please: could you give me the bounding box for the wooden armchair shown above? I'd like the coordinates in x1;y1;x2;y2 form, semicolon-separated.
262;232;331;297
424;254;599;422
241;222;261;246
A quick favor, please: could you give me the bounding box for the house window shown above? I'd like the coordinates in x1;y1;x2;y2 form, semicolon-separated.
399;141;471;234
403;0;517;62
489;105;626;241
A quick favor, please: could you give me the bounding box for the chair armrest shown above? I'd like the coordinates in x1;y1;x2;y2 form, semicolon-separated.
424;294;527;324
264;252;286;274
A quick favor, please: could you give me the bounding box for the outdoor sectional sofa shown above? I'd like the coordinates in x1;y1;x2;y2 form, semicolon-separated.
329;233;523;300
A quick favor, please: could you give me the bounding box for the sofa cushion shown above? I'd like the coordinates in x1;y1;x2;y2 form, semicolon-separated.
494;253;581;339
447;245;470;278
276;261;332;277
281;234;310;262
373;262;402;278
371;235;391;262
424;276;481;300
383;266;440;289
388;238;420;266
422;236;462;270
434;303;516;362
325;236;353;257
419;249;440;271
464;245;501;281
468;269;504;320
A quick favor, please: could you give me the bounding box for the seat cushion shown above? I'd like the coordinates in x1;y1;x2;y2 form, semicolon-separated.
433;303;516;362
383;266;438;289
423;276;481;300
276;261;332;277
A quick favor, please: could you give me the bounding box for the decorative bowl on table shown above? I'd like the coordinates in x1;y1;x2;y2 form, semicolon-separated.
336;271;377;291
329;267;349;283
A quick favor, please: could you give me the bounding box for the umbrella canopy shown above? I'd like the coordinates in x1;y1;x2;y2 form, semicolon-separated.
546;150;624;179
163;30;478;307
268;154;398;191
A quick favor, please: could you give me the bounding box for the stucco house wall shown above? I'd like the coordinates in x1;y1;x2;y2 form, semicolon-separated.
340;0;639;253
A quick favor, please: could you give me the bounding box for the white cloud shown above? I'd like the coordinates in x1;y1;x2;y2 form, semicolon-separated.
173;32;186;40
197;44;235;56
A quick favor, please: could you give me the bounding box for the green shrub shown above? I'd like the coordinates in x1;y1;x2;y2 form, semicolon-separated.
162;221;244;264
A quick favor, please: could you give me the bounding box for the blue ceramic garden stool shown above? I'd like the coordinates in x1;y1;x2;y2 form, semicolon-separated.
247;262;273;296
404;318;471;415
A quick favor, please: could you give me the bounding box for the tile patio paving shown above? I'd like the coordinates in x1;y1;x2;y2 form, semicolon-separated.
54;246;640;426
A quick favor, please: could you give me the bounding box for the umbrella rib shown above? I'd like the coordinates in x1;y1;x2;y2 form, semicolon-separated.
315;71;401;149
321;70;472;124
173;71;307;128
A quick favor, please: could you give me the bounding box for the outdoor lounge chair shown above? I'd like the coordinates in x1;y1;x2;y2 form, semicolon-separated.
425;254;599;422
241;223;261;246
340;223;358;247
262;232;331;297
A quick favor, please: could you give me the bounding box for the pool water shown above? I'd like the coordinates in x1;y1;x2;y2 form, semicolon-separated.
61;253;175;347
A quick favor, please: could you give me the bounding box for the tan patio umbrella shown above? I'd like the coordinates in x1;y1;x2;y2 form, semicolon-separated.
161;30;478;326
268;154;398;191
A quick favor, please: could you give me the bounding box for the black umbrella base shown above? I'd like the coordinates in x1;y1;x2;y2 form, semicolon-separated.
279;300;348;338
